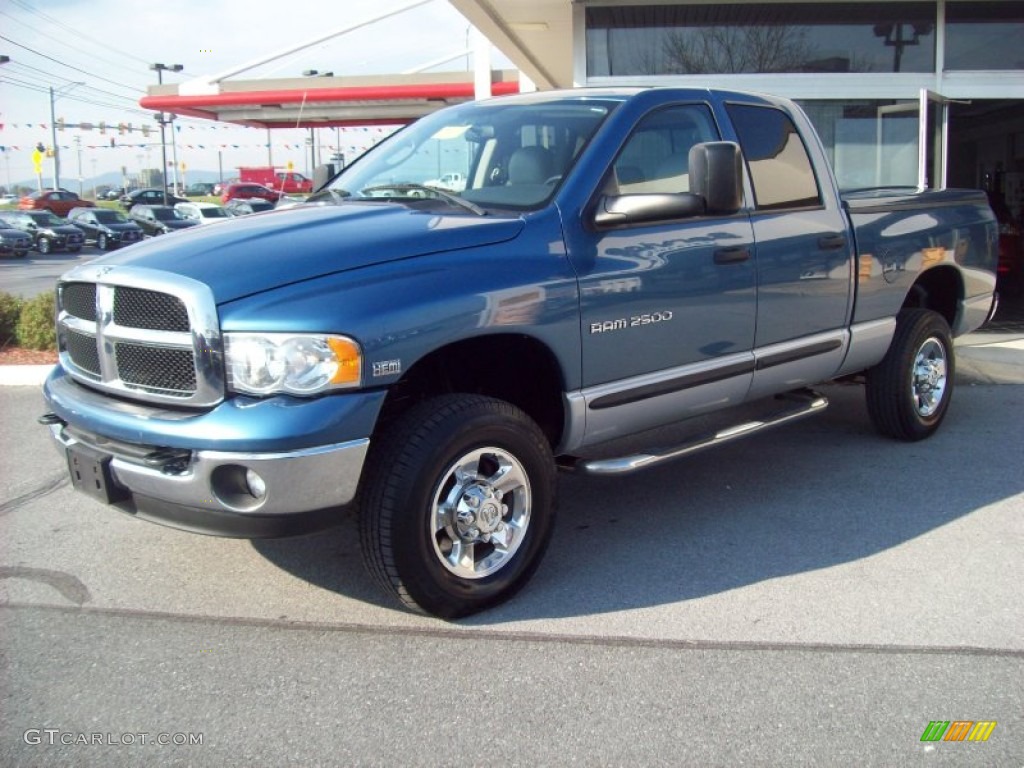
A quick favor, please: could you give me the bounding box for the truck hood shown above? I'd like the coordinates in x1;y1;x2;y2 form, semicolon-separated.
96;203;524;303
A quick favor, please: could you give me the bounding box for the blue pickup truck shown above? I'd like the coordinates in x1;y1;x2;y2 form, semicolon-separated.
41;88;998;617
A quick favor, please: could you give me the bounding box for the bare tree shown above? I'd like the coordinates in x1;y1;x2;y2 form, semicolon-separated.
662;26;817;74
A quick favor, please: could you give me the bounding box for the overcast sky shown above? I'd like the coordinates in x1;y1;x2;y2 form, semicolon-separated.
0;0;501;189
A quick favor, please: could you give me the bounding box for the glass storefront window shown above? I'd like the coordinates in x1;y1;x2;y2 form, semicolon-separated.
586;3;936;76
798;100;921;190
945;2;1024;71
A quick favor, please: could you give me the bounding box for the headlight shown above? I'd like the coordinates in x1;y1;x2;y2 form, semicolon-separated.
224;333;362;396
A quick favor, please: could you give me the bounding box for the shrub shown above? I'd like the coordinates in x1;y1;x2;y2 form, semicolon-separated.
16;292;57;351
0;292;23;347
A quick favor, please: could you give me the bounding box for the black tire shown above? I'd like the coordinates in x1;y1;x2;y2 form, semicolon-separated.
359;394;556;618
97;233;108;251
38;237;52;255
866;308;954;441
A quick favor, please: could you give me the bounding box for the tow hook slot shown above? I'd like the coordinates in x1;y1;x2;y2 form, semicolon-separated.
38;413;66;426
143;448;192;475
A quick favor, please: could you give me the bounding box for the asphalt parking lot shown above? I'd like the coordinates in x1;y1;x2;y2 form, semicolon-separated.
2;375;1022;765
2;237;1023;765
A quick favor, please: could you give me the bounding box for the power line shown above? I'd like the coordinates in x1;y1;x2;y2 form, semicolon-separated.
0;35;142;92
6;0;154;69
0;9;151;89
4;61;141;105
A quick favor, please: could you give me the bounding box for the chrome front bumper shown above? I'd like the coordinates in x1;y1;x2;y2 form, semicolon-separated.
47;420;368;536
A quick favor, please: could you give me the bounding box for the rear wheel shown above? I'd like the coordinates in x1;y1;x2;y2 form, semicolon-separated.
359;394;556;618
866;308;954;441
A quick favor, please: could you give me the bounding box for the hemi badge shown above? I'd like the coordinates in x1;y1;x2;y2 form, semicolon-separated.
372;360;402;377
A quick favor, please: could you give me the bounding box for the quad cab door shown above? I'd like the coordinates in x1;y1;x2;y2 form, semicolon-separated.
570;103;758;445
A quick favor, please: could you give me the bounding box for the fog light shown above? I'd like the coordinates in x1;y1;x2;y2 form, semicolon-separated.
245;469;267;500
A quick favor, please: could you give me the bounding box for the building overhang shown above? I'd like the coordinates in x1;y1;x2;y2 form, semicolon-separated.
448;0;575;89
140;71;522;129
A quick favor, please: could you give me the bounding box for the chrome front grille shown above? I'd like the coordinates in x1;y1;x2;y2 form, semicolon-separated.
56;265;223;407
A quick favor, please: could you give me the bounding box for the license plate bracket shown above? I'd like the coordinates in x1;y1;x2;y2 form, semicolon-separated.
66;444;129;505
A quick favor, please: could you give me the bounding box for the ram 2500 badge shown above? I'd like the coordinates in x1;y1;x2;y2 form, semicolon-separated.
41;88;998;617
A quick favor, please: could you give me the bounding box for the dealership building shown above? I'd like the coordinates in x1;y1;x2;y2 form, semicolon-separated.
147;0;1023;214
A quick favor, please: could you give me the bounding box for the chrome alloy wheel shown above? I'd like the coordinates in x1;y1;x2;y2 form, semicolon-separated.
912;336;947;418
430;447;532;579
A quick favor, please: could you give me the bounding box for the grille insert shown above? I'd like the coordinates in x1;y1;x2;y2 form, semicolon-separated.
113;287;189;332
115;343;197;395
64;329;101;376
61;283;97;321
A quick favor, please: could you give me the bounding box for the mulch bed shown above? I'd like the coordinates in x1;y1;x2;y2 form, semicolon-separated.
0;346;58;365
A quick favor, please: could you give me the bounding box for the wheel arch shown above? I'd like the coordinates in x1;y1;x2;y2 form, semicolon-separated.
901;265;962;329
376;333;568;449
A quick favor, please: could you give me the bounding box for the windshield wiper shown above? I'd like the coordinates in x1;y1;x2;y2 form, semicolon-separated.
305;188;351;204
359;184;487;216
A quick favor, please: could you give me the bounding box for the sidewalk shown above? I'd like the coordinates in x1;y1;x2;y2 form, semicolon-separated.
3;334;1021;388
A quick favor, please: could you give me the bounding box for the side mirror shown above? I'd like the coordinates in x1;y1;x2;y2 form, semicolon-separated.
688;141;743;215
312;164;335;193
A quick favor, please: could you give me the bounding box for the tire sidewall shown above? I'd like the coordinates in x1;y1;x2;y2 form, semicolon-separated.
98;233;108;250
38;237;51;254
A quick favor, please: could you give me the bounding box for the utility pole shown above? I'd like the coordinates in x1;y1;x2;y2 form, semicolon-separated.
47;82;83;189
150;63;183;204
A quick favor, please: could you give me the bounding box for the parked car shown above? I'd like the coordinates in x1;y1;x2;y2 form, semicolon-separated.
0;210;85;254
18;189;95;218
128;205;201;236
1;193;18;205
220;182;281;205
224;198;275;216
238;167;312;194
175;202;232;225
184;183;217;197
0;218;32;258
212;178;238;197
120;188;187;210
67;207;144;250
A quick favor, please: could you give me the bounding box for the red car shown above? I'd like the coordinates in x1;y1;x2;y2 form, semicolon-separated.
19;189;95;218
219;183;281;205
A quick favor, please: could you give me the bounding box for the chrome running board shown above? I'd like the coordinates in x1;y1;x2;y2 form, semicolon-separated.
559;389;828;476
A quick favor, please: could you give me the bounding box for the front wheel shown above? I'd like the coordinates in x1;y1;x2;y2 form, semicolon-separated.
37;237;52;255
97;233;108;250
359;395;556;618
866;308;954;441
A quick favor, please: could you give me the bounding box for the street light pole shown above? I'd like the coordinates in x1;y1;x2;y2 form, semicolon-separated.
150;63;183;205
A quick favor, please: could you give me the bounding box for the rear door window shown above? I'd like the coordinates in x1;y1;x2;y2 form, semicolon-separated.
726;104;821;211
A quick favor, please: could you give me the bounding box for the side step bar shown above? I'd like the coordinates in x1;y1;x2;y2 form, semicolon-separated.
559;389;828;476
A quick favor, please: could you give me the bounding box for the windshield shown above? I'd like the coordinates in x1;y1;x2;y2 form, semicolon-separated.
28;212;63;226
153;208;182;221
323;95;618;212
94;210;129;223
201;208;228;218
